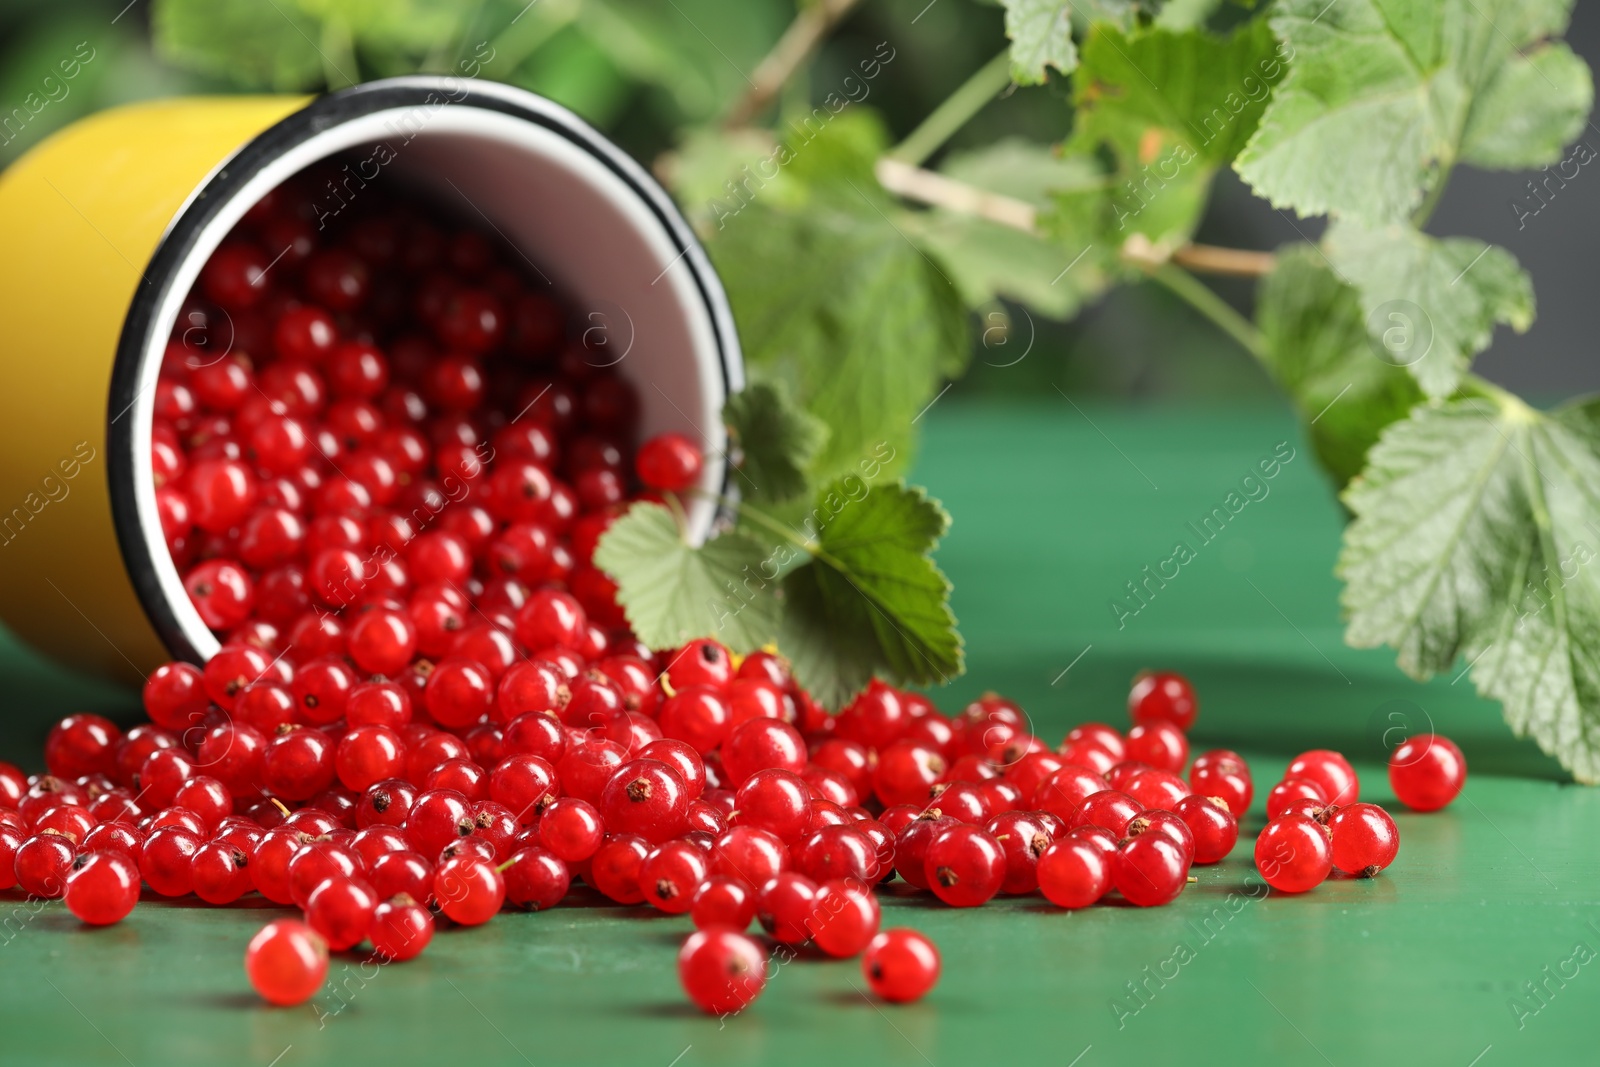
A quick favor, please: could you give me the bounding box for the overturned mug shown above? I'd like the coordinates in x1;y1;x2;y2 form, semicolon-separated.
0;77;741;685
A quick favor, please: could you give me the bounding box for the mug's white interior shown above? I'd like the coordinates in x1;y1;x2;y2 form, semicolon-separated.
134;99;733;660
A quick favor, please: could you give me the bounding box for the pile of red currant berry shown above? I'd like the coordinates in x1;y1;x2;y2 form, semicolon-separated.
0;167;1471;1017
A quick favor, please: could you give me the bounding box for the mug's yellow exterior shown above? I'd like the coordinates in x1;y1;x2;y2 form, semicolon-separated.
0;97;307;686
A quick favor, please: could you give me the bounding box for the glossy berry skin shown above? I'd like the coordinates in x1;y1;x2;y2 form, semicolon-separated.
722;718;806;787
1255;815;1334;893
538;798;605;862
46;714;122;779
287;840;361;909
711;826;788;887
891;814;953;891
1123;769;1191;813
262;728;336;801
678;928;766;1015
657;687;732;755
985;811;1056;895
191;841;254;904
1389;734;1467;812
873;741;945;808
691;875;756;931
923;824;1005;907
1033;765;1110;825
1113;834;1188;907
1036;838;1111;908
434;855;505;925
336;726;408;792
245;919;329;1006
1328;803;1400;876
140;826;201;897
662;638;733;692
639;839;709;915
636;432;703;493
734;769;813;843
1123;722;1188;775
406;789;474;859
1071;790;1143;837
1127;809;1196;866
369;851;433;904
63;852;141;925
370;896;434;961
756;871;819;943
1286;749;1359;807
1128;671;1197;731
863;929;940;1003
1266;778;1328;819
306;877;379;950
808;879;881;958
589;834;650;904
599;759;689;843
503;846;571;911
1174;795;1239;865
1189;761;1252;818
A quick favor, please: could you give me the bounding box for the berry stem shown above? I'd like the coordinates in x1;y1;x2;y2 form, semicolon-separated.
888;49;1013;166
724;0;867;128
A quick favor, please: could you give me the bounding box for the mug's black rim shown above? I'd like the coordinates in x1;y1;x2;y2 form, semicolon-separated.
107;77;741;666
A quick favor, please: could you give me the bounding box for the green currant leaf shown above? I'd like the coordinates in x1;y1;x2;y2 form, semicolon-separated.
1255;245;1425;487
593;502;781;654
1065;20;1281;248
780;481;962;708
1459;43;1594;168
704;110;970;483
723;381;829;505
1324;221;1534;399
1236;0;1592;224
905;140;1117;318
998;0;1082;84
152;0;326;90
1340;398;1600;783
573;0;790;122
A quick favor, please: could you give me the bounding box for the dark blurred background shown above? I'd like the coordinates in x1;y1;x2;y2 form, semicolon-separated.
3;0;1595;406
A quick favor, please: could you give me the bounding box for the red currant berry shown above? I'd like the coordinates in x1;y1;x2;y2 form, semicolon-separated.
306;876;378;950
662;637;732;691
636;432;703;493
63;851;141;924
862;929;940;1003
1389;733;1466;812
679;928;766;1015
721;718;806;787
537;797;604;862
807;878;881;958
1174;794;1239;864
923;824;1005;907
1037;837;1110;908
691;875;756;931
1128;670;1197;731
589;833;650;904
370;894;434;961
245;919;328;1005
1266;777;1328;819
140;825;202;897
1328;802;1400;876
1123;721;1188;774
1113;833;1188;907
1286;749;1359;807
1255;814;1333;893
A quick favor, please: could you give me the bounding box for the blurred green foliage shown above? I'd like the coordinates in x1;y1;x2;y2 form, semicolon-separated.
0;0;1271;403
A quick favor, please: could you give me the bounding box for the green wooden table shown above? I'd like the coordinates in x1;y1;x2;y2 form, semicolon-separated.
2;402;1595;1067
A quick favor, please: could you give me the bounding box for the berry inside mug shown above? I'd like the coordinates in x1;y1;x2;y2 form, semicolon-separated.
0;77;741;681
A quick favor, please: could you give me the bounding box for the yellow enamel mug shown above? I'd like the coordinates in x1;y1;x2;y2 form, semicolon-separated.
0;77;742;686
